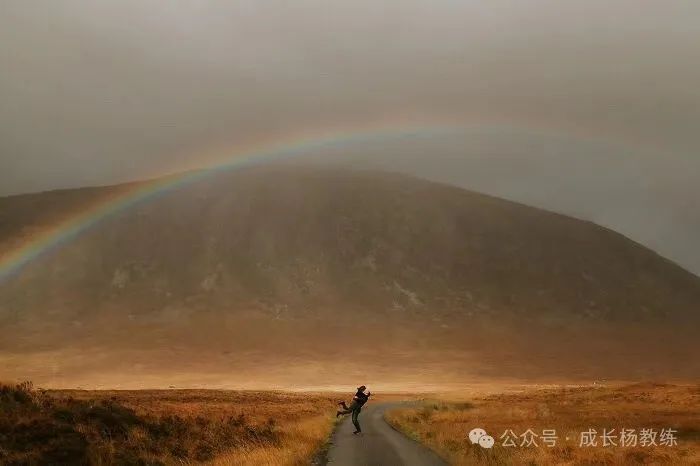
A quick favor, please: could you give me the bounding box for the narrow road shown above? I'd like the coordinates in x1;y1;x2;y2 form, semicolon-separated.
325;403;447;466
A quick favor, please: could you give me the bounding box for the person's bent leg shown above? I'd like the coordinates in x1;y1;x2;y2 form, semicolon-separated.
341;402;358;414
338;401;358;416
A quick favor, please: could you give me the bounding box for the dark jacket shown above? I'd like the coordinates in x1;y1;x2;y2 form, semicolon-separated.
353;390;370;407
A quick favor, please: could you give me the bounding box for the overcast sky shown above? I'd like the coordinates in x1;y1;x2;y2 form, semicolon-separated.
1;0;699;274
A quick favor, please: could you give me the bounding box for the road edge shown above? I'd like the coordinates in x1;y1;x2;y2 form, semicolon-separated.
382;402;450;464
310;417;342;466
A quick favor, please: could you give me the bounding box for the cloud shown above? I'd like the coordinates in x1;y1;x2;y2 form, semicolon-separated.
1;0;699;273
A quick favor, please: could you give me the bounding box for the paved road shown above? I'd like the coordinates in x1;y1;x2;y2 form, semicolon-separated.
325;403;447;466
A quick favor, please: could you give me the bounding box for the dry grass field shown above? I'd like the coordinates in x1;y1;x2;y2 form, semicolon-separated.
0;381;339;465
386;383;700;465
4;380;699;465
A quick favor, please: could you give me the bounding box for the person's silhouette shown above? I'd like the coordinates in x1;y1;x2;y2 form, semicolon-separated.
336;385;371;434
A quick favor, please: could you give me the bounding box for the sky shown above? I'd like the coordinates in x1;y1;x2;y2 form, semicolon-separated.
1;0;699;274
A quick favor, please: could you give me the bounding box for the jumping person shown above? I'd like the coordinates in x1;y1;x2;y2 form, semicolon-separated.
336;385;371;434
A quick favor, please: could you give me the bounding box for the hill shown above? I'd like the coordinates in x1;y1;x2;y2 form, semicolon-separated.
0;165;698;387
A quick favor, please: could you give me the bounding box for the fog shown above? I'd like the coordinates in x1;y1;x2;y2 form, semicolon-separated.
1;0;699;273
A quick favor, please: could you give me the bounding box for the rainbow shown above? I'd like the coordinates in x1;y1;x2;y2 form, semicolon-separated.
0;118;652;283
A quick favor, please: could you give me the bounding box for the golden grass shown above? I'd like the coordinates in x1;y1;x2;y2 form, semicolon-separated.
385;382;700;465
212;416;334;466
96;389;339;466
0;382;338;465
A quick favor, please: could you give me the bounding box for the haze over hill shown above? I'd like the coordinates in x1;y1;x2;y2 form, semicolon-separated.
0;166;698;388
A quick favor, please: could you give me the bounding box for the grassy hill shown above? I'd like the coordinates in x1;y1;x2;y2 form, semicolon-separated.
0;165;698;386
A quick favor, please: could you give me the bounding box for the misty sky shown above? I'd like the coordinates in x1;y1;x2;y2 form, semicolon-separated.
1;1;699;274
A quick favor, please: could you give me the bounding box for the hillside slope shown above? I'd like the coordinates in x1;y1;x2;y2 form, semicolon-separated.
1;165;698;386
